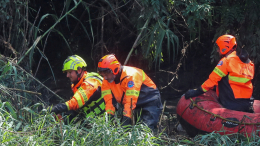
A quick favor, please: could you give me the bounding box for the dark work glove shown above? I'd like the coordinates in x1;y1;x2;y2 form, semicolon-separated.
185;87;204;99
51;103;68;114
121;116;131;127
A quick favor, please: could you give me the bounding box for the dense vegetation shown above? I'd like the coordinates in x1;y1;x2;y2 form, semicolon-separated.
1;0;260;145
0;58;260;145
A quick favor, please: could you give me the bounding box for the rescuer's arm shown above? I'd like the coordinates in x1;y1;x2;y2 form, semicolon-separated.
121;76;142;126
52;83;97;114
65;83;97;111
184;87;204;99
102;80;116;116
185;59;228;99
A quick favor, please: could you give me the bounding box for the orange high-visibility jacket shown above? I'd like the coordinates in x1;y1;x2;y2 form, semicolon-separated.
101;66;160;118
201;51;254;99
65;71;105;116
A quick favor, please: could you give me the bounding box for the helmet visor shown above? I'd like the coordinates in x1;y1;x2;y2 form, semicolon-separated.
98;68;112;75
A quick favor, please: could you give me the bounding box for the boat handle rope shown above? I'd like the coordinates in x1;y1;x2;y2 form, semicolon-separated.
181;98;260;125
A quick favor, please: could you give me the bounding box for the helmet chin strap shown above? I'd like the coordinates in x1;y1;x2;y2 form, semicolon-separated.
76;71;82;81
224;48;235;57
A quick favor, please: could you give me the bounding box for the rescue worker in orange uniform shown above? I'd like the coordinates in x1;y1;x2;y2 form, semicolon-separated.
185;35;254;113
97;54;163;129
51;55;105;121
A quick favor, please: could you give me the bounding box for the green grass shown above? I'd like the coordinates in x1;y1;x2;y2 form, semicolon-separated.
0;109;168;145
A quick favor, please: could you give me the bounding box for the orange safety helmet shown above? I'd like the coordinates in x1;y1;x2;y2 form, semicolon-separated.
216;35;237;55
98;54;120;75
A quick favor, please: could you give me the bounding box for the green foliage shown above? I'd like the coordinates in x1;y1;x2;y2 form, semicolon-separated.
182;1;213;28
131;0;179;69
2;0;260;71
124;0;260;68
0;0;94;73
19;0;83;65
145;0;260;65
0;56;65;123
209;0;260;64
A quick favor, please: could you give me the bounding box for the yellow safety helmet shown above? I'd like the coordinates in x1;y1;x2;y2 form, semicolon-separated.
62;55;87;72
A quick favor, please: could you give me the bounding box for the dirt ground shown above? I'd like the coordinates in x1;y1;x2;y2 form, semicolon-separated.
158;99;191;139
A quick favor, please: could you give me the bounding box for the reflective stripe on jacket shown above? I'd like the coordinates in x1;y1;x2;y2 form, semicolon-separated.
201;51;254;99
101;66;160;118
65;71;105;116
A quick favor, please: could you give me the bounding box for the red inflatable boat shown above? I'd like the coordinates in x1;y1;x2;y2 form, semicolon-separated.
176;90;260;137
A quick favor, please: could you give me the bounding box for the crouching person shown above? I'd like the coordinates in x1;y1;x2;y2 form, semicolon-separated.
97;54;163;130
51;55;105;123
